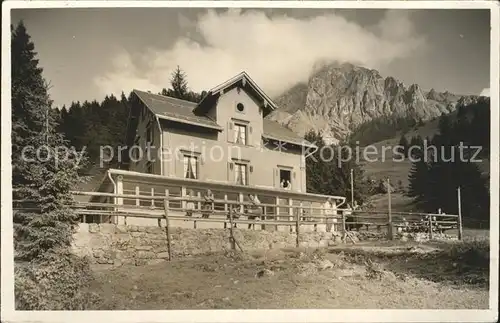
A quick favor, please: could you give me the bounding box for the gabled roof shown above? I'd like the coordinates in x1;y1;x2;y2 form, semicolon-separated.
263;119;316;149
133;89;314;149
133;89;223;131
130;73;315;150
194;71;279;115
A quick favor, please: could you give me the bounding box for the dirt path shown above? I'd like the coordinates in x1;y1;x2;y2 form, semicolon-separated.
89;241;489;310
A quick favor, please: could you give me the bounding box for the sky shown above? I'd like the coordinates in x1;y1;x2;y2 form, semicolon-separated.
11;7;492;108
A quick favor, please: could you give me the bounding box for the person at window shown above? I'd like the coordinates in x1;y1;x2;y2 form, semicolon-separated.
246;194;262;230
280;179;285;189
201;189;214;219
284;179;291;190
185;189;196;217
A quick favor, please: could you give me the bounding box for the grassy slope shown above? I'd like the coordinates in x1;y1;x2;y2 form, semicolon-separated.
360;115;490;213
361;117;442;187
88;239;489;310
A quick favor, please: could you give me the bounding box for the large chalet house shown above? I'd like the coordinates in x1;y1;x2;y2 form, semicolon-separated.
121;72;316;193
86;72;345;227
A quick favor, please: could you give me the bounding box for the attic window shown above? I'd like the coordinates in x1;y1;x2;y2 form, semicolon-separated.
236;103;245;112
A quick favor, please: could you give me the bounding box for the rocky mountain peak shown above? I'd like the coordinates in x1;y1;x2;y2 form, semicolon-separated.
269;63;477;143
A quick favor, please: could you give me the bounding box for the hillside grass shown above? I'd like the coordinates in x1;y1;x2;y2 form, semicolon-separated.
361;117;490;188
360;118;440;187
88;239;489;310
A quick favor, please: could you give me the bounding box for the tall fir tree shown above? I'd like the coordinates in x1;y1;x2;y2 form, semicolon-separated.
406;147;429;208
11;21;86;260
170;65;189;100
396;134;409;157
406;103;490;224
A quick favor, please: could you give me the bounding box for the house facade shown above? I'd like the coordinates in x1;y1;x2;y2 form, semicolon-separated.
121;72;317;193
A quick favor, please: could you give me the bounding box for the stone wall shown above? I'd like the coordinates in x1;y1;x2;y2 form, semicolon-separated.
72;223;347;266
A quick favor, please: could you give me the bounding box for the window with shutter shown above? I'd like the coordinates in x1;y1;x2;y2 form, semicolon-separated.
227;122;234;143
248;126;253;146
273;168;279;187
227;162;234;182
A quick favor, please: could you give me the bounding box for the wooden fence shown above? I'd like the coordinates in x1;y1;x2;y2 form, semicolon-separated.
72;190;461;235
13;190;463;260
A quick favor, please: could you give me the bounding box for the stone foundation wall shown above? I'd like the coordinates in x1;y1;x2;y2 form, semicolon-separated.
72;223;347;266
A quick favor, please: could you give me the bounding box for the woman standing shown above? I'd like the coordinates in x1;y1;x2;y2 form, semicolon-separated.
247;194;262;230
201;189;214;219
323;197;338;232
185;189;196;217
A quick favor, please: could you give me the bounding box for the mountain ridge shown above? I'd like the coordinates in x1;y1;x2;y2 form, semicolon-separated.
267;62;482;144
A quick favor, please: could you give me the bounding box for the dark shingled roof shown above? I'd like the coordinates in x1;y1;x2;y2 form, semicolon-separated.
133;89;315;148
133;89;222;130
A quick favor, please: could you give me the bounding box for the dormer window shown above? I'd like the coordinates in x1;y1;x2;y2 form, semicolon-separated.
236;103;245;113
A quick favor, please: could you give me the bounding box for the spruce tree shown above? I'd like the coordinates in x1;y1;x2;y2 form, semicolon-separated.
11;21;86;260
407;148;429;208
170;65;189;100
397;134;409;158
406;103;490;223
305;131;368;204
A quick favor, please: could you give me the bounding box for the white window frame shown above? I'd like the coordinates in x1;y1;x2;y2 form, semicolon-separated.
183;155;199;180
233;123;247;145
234;163;248;185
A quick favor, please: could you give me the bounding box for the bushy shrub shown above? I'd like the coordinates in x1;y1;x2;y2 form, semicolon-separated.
447;240;489;269
15;249;103;310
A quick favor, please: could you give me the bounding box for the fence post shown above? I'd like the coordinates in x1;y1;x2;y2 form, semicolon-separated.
276;196;280;231
311;203;316;232
342;208;346;242
228;206;235;250
152;188;161;227
135;186;140;207
350;168;354;204
387;178;393;240
239;193;244;214
262;206;267;231
115;175;124;225
295;207;300;248
428;215;433;240
164;188;169;228
181;186;187;210
163;199;172;261
194;192;201;229
457;186;463;240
